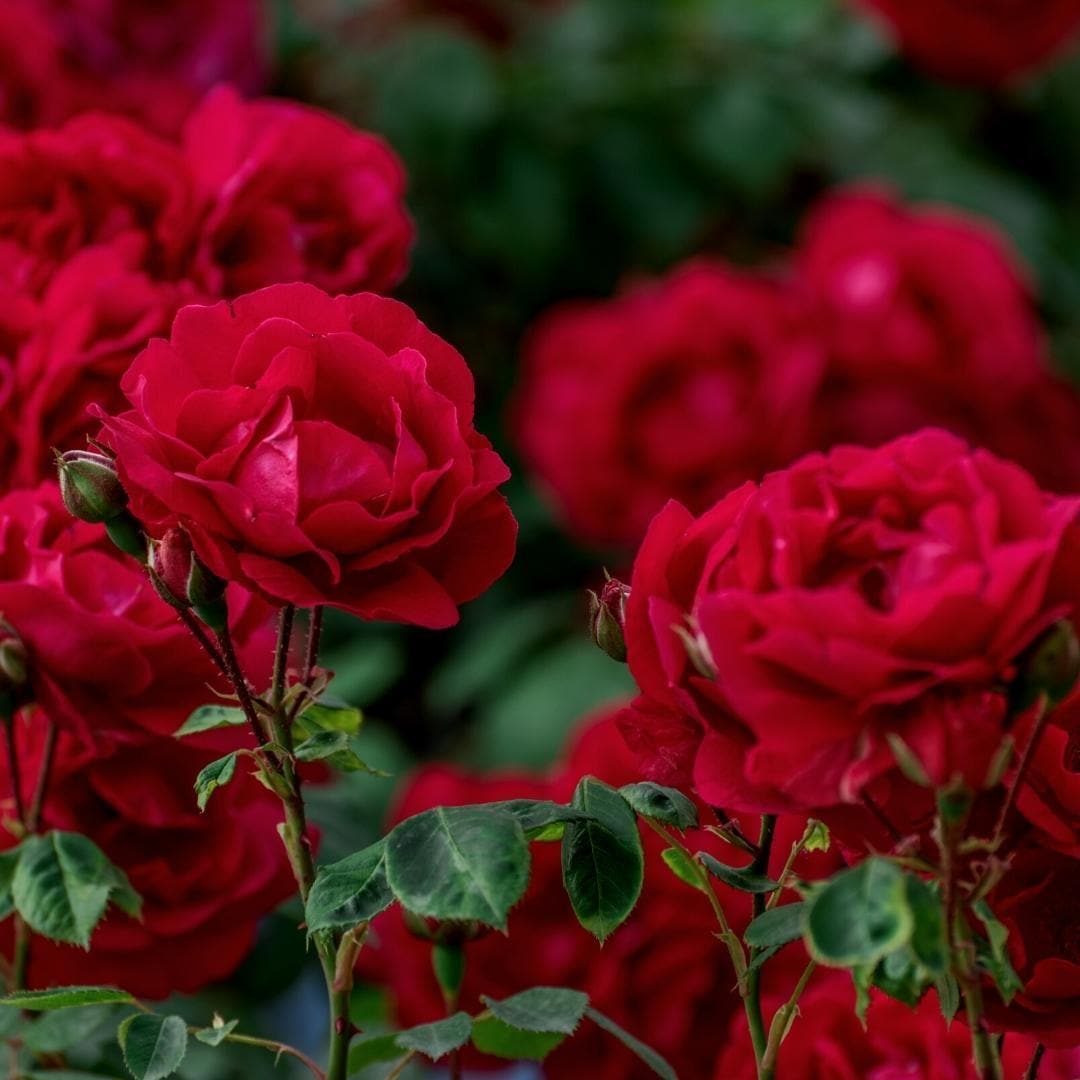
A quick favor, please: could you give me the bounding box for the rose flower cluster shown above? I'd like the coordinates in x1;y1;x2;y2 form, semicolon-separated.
514;188;1080;550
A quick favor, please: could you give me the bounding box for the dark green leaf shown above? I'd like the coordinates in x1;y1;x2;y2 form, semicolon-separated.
747;944;782;973
0;844;23;920
385;805;530;929
193;753;237;812
973;900;1024;1004
395;1012;472;1059
561;777;644;942
118;1014;188;1080
294;731;386;775
936;973;960;1026
13;833;141;948
0;986;135;1010
585;1006;676;1080
193;1018;238;1047
174;706;246;737
660;846;708;892
346;1031;403;1072
490;800;587;840
481;987;588;1035
470;1017;565;1060
294;698;363;740
905;875;947;976
618;783;698;830
25;1005;125;1054
872;948;929;1007
744;903;806;948
306;840;394;935
805;858;913;967
699;853;779;894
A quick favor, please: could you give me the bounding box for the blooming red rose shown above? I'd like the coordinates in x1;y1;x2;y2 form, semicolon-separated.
183;87;413;298
513;262;823;549
361;708;836;1079
1;725;294;999
852;0;1080;85
619;429;1080;812
96;283;516;626
0;483;270;745
715;971;1080;1078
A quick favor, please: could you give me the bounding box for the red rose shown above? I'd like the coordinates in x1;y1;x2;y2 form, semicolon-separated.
852;0;1080;85
715;971;1080;1078
2;726;294;999
0;483;270;745
184;87;413;298
361;709;836;1079
96;283;516;627
620;430;1080;812
512;262;823;549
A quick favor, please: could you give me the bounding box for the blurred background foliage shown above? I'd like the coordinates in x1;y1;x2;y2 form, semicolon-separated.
137;0;1080;1072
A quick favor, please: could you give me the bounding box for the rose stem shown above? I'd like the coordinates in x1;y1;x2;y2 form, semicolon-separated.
176;608;228;677
991;694;1050;847
759;961;816;1080
214;622;270;748
303;606;323;685
746;814;776;1072
1024;1043;1046;1080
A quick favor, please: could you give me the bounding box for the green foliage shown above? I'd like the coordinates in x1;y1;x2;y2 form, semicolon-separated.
618;783;698;830
660;846;709;892
561;777;644;941
346;1031;404;1072
699;853;779;894
395;1012;472;1059
470;1017;566;1061
173;706;246;738
0;843;22;919
305;841;395;934
117;1014;188;1080
384;805;530;929
0;987;135;1010
490;799;587;840
481;987;588;1035
294;697;364;740
744;902;806;948
193;753;238;812
192;1018;238;1047
12;832;141;948
294;730;386;775
973;899;1024;1003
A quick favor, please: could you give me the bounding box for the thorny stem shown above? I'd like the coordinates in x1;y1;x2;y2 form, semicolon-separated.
303;606;324;685
2;718;25;827
215;623;269;749
26;722;56;835
759;961;817;1079
992;694;1050;847
1024;1043;1046;1080
746;815;776;1073
272;606;295;712
176;608;227;677
217;1031;326;1080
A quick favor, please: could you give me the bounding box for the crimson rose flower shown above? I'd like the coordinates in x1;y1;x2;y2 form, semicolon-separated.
0;483;269;745
619;429;1080;812
184;87;412;298
852;0;1080;85
513;262;823;549
361;708;836;1079
1;726;293;999
96;283;516;626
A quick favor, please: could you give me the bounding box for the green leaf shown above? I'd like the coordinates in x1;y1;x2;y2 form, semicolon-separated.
0;844;23;920
346;1031;403;1072
27;1072;126;1079
561;777;644;942
12;832;141;948
469;1017;566;1061
585;1006;677;1080
618;783;698;830
747;944;782;973
491;800;587;840
805;857;913;968
660;846;709;892
481;987;588;1035
872;948;929;1007
801;819;831;853
25;1005;126;1054
118;1014;188;1080
972;900;1024;1004
905;875;947;976
193;1018;238;1047
936;973;960;1026
305;841;394;934
385;805;530;929
294;731;387;775
0;986;135;1011
174;706;246;737
744;902;806;948
852;964;874;1025
193;753;237;812
395;1012;472;1060
699;853;779;894
294;697;363;740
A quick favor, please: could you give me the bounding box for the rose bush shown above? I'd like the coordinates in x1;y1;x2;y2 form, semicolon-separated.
96;283;517;626
618;429;1080;811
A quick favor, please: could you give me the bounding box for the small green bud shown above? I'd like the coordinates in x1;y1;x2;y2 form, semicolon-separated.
56;449;127;524
588;577;630;663
1013;620;1080;710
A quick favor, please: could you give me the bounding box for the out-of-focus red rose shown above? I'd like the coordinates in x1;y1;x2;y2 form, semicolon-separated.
0;483;270;745
513;262;823;549
183;87;412;298
852;0;1080;85
715;971;1080;1078
619;430;1080;812
0;725;293;999
96;283;516;627
0;0;268;136
361;709;837;1079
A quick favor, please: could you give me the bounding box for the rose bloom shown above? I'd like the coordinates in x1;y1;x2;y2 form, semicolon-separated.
0;725;294;998
513;261;823;549
361;708;837;1079
852;0;1080;85
0;483;270;746
183;87;412;298
618;429;1080;812
715;971;1080;1078
96;283;516;626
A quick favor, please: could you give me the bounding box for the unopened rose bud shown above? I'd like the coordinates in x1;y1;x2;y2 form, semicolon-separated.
149;528;227;630
1013;619;1080;711
0;622;27;691
56;449;128;524
588;577;630;662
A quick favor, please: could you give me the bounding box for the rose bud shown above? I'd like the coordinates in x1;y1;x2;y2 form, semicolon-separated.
1013;619;1080;711
588;577;630;662
149;528;227;629
55;449;128;524
0;620;28;718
